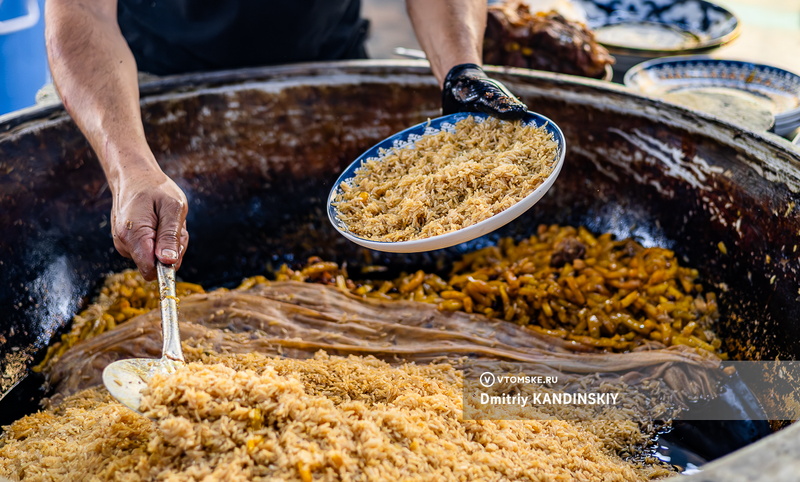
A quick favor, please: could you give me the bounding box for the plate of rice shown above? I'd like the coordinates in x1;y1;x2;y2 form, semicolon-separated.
328;111;566;253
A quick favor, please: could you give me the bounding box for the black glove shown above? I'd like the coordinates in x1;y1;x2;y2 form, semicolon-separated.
442;63;528;120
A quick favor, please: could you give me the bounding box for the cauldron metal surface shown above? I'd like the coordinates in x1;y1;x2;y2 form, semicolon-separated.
2;61;800;472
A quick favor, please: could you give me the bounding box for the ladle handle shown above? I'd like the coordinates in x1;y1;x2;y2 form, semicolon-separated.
157;262;185;363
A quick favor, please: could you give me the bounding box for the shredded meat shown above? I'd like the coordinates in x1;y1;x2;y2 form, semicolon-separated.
550;236;588;267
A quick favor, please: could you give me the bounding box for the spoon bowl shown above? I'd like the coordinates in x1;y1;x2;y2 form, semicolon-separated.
102;262;184;413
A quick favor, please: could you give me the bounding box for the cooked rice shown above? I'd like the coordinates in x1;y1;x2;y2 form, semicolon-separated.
0;352;671;481
333;116;558;241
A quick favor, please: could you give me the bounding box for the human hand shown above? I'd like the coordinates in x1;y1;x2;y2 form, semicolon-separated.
441;63;528;120
111;171;189;281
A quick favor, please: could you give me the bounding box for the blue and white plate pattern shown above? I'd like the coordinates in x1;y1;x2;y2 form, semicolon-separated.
574;0;740;54
327;111;566;253
624;57;800;115
624;56;800;136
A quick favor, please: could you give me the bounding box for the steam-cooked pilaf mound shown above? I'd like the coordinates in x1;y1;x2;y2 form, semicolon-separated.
334;116;558;241
0;353;669;481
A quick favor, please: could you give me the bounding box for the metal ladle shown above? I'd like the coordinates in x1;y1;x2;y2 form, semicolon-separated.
102;261;184;413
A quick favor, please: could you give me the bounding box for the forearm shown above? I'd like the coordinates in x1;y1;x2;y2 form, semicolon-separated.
46;0;188;279
45;0;158;192
406;0;486;86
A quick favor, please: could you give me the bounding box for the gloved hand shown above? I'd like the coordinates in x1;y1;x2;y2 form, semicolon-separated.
442;63;528;120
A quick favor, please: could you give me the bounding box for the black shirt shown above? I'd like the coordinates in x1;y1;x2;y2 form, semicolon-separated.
117;0;369;75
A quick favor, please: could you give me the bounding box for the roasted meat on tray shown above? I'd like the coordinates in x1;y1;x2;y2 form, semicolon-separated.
484;0;614;79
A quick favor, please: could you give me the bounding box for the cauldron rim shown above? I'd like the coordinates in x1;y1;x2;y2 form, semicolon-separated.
2;59;798;160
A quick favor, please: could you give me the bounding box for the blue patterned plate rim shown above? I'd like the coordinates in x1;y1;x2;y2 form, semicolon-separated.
327;111;566;253
624;56;800;116
574;0;740;56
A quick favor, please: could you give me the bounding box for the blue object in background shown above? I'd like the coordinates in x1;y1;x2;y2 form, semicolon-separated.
0;0;49;115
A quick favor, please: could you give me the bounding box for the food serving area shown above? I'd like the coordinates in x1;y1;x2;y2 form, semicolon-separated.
2;1;800;481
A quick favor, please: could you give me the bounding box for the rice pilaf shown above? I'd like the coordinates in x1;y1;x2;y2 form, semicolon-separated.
0;352;670;481
333;116;558;241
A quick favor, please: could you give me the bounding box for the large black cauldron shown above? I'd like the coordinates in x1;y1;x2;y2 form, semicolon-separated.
2;61;800;435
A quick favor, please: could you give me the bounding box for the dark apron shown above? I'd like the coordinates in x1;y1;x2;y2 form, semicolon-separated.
117;0;369;75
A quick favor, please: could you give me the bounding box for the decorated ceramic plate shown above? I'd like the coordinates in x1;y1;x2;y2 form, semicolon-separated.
327;111;566;253
624;57;800;121
573;0;740;56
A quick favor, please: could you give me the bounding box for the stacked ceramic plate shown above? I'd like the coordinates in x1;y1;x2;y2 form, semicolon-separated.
777;109;800;139
625;56;800;136
572;0;740;77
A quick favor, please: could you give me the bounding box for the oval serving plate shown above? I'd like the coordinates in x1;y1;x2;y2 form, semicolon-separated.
574;0;740;56
625;56;800;119
327;111;566;253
